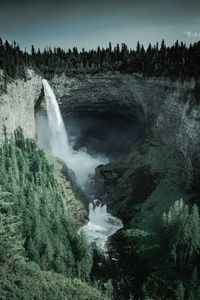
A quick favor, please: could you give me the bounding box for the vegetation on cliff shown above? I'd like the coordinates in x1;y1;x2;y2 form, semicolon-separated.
99;144;200;299
111;200;200;299
0;128;108;300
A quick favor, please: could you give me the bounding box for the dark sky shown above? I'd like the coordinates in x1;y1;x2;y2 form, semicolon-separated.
1;0;200;50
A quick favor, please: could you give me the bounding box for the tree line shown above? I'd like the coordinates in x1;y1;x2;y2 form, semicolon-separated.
0;38;200;79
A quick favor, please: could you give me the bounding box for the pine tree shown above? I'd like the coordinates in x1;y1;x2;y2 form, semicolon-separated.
188;204;200;259
175;281;185;300
162;200;200;267
0;188;23;262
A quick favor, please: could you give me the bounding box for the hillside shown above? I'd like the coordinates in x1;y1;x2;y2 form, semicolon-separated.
0;129;109;300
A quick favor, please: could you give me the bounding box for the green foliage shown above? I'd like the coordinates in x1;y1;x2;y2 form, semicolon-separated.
105;144;197;298
104;279;114;299
0;128;109;299
0;189;23;262
1;38;200;79
0;259;108;300
0;128;92;279
162;199;200;267
111;197;200;299
123;229;158;257
175;281;185;300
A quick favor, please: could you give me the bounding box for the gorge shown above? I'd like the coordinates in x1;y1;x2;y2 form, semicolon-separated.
1;69;200;299
2;71;200;161
39;79;123;253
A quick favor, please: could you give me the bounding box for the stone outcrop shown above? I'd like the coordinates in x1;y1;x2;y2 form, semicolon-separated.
51;73;200;159
0;69;42;142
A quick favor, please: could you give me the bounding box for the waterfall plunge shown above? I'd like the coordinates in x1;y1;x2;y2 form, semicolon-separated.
42;79;71;160
40;79;123;252
42;79;108;188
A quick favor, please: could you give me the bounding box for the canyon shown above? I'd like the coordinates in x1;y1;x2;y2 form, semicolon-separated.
1;69;200;298
1;70;200;162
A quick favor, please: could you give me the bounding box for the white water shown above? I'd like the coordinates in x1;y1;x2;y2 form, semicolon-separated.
41;79;123;252
42;79;108;188
81;200;123;252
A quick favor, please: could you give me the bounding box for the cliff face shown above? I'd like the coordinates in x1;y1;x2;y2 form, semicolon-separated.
50;74;200;159
0;71;200;160
0;69;42;142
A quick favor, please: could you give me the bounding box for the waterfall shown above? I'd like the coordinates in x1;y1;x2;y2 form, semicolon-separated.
42;79;108;188
40;79;123;252
42;79;71;161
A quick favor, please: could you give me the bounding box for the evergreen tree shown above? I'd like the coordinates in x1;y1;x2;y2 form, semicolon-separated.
0;36;200;78
0;188;23;262
162;199;200;267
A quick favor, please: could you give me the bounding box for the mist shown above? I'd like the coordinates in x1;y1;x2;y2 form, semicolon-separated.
64;111;145;159
36;81;108;190
35;80;128;252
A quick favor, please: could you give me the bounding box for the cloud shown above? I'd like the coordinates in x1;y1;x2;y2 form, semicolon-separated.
183;30;200;39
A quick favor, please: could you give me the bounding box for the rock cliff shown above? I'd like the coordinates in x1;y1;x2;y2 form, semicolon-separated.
0;69;42;142
1;70;200;161
51;73;200;160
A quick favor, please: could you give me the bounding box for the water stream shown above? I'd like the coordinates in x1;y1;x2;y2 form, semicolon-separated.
39;79;123;252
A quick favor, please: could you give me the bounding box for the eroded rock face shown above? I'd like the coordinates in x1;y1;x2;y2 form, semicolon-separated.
1;71;200;161
51;73;200;159
51;74;146;124
0;69;42;142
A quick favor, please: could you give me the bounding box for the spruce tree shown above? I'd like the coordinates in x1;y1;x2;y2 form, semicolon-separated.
0;188;23;262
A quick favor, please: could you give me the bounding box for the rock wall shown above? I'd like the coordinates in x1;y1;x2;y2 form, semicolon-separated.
0;69;42;142
1;70;200;160
51;73;200;159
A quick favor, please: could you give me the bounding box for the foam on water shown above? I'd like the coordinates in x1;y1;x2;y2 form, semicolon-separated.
81;201;123;252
